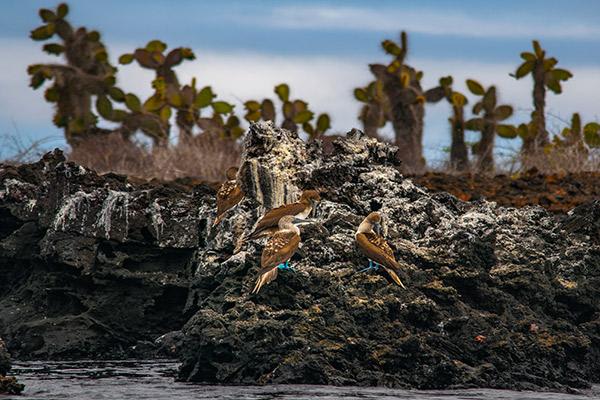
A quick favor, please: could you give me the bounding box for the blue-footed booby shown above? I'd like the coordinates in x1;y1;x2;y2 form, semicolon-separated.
213;167;244;226
251;215;311;294
355;212;406;288
247;190;321;240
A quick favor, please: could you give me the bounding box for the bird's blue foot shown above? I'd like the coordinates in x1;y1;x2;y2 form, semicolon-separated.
277;260;296;272
359;260;380;273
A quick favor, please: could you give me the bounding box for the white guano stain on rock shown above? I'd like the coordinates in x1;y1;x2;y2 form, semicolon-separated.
95;190;130;239
150;198;165;240
53;190;95;231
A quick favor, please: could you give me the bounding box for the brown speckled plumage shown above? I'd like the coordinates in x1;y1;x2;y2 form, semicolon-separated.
214;167;244;226
356;212;406;288
252;216;302;294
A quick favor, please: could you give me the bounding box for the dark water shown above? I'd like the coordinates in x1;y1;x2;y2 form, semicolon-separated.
6;360;600;400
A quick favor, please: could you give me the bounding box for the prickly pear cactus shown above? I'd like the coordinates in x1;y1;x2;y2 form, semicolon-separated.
464;79;514;171
366;31;445;172
28;3;119;145
244;84;331;140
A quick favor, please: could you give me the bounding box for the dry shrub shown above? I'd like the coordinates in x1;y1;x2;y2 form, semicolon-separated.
68;133;241;182
509;147;600;175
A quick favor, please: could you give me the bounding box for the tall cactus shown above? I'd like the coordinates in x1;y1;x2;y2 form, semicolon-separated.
512;40;572;154
244;83;331;139
368;31;445;172
353;81;387;138
28;3;119;146
465;79;514;171
439;77;469;171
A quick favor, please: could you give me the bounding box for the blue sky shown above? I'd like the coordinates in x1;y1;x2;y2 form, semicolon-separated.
2;1;600;163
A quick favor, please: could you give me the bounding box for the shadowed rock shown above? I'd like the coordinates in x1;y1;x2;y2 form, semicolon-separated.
0;150;213;359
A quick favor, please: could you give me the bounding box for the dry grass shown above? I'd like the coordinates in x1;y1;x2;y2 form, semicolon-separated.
4;130;600;181
68;133;242;182
514;147;600;175
427;144;600;176
0;134;54;165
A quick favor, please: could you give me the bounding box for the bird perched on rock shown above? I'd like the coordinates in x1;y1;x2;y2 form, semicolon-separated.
252;215;312;294
213;167;244;226
355;212;406;288
248;190;321;239
235;190;321;255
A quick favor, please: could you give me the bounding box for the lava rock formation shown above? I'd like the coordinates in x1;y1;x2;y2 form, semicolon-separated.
1;122;599;392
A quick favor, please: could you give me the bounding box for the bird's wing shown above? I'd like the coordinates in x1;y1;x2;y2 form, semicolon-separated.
214;182;244;225
356;233;406;287
364;232;395;257
251;231;300;294
250;202;306;237
217;183;243;213
261;230;301;269
357;232;401;269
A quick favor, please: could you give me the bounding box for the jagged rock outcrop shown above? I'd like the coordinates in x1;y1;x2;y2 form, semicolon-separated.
177;123;600;392
0;338;23;395
0;150;214;359
1;122;600;392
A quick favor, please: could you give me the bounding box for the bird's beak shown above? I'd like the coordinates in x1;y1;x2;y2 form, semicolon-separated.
293;217;317;226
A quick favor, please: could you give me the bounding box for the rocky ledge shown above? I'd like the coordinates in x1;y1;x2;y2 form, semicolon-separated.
1;122;600;392
0;150;214;359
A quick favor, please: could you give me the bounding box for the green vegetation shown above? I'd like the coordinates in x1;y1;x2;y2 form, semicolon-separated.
27;3;599;174
28;3;328;149
512;40;572;154
244;83;331;139
464;79;514;171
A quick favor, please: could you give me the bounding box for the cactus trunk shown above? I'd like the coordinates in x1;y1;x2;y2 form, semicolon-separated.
531;63;548;151
389;103;425;173
477;122;495;172
361;105;382;138
375;68;425;172
450;108;469;171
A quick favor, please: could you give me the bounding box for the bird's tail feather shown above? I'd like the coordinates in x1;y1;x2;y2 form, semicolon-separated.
386;268;406;289
213;214;224;226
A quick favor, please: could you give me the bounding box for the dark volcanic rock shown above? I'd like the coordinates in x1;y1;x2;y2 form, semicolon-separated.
0;338;10;376
177;123;600;391
0;337;23;395
2;122;600;392
0;150;213;359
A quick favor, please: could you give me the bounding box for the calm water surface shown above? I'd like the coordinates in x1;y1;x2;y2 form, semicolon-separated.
5;360;599;400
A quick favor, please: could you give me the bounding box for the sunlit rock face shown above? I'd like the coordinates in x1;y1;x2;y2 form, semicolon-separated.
1;123;600;392
179;123;600;392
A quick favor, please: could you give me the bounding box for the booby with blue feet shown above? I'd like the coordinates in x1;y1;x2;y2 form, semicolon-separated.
355;212;406;288
251;215;312;294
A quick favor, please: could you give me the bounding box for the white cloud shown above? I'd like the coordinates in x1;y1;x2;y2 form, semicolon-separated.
1;38;599;162
264;5;600;39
